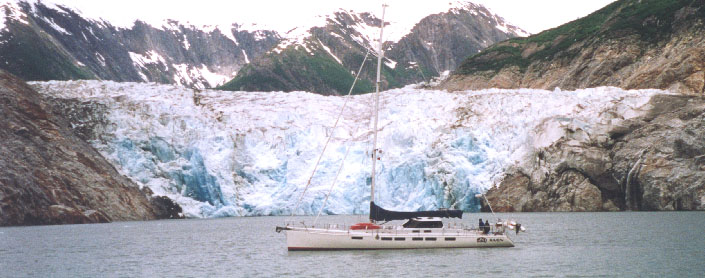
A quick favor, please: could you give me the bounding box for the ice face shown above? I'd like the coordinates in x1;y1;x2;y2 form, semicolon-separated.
31;81;665;218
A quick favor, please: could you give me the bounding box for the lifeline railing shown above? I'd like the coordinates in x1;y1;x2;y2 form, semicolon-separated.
283;221;508;236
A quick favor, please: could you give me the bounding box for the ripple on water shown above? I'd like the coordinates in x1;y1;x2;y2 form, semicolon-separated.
0;212;703;277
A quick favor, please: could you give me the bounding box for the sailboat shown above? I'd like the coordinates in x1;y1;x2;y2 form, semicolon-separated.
276;5;521;250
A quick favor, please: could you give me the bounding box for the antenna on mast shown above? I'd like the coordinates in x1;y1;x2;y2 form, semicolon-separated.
370;3;387;222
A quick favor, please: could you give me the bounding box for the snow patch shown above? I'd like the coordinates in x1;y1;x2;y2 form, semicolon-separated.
172;64;230;88
172;64;194;88
252;30;268;41
197;64;230;88
1;1;29;31
241;49;250;64
182;34;190;50
95;52;106;67
129;50;168;71
218;25;238;45
201;24;238;45
329;31;344;40
272;25;313;54
161;20;181;32
41;16;71;35
136;70;148;82
384;59;397;69
87;26;98;39
318;39;342;65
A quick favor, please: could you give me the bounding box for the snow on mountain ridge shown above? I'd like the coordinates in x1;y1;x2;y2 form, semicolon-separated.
30;80;666;218
2;0;528;91
449;1;529;37
270;2;528;56
0;1;29;30
6;0;529;40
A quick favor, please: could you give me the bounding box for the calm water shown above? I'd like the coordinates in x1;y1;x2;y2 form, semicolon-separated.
1;212;704;277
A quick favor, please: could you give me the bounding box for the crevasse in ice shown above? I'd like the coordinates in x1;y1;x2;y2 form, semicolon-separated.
31;81;665;217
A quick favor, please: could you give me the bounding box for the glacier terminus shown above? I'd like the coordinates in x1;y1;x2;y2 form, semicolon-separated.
30;81;665;218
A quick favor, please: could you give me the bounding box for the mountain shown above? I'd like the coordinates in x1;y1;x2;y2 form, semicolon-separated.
0;70;182;226
219;3;527;95
386;3;527;82
441;0;705;95
1;1;527;93
0;0;280;89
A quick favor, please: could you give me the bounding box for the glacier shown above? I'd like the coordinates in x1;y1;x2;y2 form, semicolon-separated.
31;81;665;218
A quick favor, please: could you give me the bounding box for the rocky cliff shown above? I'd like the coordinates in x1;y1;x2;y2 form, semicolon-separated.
483;94;705;212
441;0;705;95
387;3;524;81
0;1;279;89
0;70;181;226
220;3;526;94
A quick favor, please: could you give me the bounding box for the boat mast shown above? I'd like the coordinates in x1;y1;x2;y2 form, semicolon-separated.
370;4;386;221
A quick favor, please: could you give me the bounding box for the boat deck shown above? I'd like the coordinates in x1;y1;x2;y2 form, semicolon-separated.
280;222;514;250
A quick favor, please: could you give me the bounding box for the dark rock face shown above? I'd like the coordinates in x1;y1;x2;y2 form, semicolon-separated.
0;1;280;89
0;70;180;226
443;0;705;96
150;195;184;220
484;95;705;212
388;3;522;80
221;5;526;94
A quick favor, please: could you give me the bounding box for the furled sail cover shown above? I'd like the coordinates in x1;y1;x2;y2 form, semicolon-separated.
369;202;463;221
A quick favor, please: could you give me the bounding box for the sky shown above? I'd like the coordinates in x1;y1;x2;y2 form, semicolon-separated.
33;0;617;35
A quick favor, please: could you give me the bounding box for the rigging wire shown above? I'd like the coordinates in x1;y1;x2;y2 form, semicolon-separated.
313;128;356;226
290;49;372;216
483;193;496;218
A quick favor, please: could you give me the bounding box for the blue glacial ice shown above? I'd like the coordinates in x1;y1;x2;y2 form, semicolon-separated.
31;81;664;218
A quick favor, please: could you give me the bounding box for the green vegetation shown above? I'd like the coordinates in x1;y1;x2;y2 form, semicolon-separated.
220;46;375;94
456;45;528;73
302;49;374;94
607;0;693;40
220;45;385;94
219;63;289;92
456;0;700;76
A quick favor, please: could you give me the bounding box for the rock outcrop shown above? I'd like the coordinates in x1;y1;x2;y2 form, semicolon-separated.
442;0;705;96
483;94;705;211
0;70;181;226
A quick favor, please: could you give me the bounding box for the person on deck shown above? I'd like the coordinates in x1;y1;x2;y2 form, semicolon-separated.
484;220;490;234
479;218;484;232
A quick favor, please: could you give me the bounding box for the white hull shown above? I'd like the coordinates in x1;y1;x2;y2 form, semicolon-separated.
283;226;514;250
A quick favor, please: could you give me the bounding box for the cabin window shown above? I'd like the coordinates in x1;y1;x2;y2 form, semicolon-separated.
402;219;443;229
445;237;456;241
424;230;432;233
351;236;363;240
381;237;392;241
394;238;405;241
412;230;420;233
412;237;423;241
425;237;437;241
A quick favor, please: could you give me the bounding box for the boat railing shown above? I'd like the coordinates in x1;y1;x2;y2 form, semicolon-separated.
284;221;507;236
